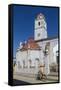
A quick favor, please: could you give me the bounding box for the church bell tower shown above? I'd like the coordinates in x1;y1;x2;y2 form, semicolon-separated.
34;13;47;40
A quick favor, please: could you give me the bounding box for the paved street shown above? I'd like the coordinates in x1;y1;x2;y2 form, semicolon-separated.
13;73;59;85
13;79;32;86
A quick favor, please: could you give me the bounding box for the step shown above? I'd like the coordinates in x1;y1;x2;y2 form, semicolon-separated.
47;75;58;81
49;72;58;76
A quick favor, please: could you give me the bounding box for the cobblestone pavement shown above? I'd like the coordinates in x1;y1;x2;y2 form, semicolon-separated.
13;74;58;84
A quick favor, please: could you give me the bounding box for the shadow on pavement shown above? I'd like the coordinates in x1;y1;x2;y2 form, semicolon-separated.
13;79;32;86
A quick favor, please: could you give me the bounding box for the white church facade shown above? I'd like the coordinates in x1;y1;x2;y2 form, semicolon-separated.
14;13;58;78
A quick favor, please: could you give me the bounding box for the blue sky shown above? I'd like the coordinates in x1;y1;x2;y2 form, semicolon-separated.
13;5;59;57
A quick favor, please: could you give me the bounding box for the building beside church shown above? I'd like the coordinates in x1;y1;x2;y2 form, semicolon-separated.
14;13;58;78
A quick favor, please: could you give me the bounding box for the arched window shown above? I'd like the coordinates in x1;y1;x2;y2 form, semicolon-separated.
29;59;32;68
23;60;25;68
35;58;40;67
56;51;59;64
18;61;21;69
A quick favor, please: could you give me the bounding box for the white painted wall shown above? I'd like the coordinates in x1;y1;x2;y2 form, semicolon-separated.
34;28;47;40
16;49;45;74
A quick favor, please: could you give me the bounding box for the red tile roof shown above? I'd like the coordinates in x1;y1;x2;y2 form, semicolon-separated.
21;38;41;50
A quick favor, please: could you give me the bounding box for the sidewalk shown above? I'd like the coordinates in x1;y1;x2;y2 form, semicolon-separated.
13;73;58;84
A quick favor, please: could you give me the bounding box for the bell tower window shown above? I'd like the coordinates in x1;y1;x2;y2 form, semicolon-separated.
38;22;40;26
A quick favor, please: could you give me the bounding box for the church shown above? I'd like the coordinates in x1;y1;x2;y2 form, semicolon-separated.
14;13;58;78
